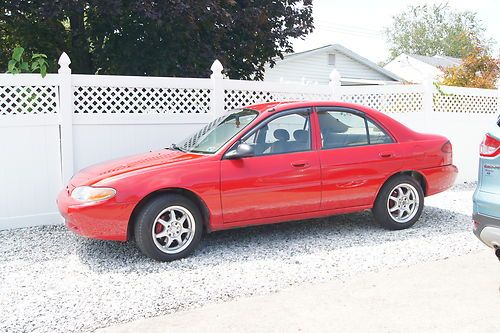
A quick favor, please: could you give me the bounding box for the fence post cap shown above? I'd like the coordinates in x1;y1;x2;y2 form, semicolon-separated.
210;59;224;79
58;52;71;73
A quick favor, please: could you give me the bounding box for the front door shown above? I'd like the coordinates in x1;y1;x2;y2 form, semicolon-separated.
220;109;321;223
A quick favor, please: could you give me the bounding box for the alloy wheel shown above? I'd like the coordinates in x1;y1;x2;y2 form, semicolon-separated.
151;205;196;254
386;183;420;223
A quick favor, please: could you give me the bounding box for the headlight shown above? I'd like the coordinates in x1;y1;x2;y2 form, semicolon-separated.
71;186;116;202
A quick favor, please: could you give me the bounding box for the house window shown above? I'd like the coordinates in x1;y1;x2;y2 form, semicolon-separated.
328;53;336;66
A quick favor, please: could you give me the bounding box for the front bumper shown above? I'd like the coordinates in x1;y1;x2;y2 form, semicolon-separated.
57;188;135;241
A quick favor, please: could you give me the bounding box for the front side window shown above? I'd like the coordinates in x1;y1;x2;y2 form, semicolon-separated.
177;109;258;154
242;110;311;156
318;108;392;149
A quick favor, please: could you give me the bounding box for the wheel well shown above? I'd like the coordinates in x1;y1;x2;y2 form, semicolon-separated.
127;188;210;241
382;171;427;197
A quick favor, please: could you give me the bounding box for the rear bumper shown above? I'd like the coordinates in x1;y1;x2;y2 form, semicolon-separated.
419;164;458;196
57;189;135;241
473;189;500;218
473;214;500;248
473;189;500;248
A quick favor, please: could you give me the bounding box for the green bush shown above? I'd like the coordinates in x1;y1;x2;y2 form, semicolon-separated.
7;47;48;77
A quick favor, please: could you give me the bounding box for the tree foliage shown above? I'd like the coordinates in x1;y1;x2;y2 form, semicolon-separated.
6;46;49;77
440;46;500;89
385;3;491;60
0;0;314;79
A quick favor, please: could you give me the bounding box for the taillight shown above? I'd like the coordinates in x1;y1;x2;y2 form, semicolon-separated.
479;134;500;157
441;141;452;165
441;141;452;153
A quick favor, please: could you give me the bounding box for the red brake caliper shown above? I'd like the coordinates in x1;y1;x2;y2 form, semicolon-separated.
155;222;164;234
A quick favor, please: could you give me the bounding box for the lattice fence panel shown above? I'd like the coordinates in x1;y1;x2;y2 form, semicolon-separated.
0;86;59;115
433;93;498;113
73;86;211;113
340;92;423;113
224;89;332;111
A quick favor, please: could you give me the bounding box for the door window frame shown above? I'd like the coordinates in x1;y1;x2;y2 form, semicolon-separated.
315;106;395;150
223;107;314;159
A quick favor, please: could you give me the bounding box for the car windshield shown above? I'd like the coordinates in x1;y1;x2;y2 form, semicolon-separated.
175;108;259;154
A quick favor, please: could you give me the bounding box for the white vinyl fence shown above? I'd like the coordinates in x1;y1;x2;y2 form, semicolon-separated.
1;53;499;230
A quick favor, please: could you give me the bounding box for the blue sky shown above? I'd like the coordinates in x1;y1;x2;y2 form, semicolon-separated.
293;0;500;63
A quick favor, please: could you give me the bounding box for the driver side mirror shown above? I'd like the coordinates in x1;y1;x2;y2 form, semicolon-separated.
225;143;255;159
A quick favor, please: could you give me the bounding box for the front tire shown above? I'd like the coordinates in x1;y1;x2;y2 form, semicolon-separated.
134;194;203;261
373;175;424;230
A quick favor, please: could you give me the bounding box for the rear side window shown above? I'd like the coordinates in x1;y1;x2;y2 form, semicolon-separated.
317;108;393;149
367;119;393;145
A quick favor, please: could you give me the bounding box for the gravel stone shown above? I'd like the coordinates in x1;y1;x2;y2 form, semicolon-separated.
0;183;483;333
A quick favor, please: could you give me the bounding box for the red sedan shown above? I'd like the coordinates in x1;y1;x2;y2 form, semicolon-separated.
58;101;457;261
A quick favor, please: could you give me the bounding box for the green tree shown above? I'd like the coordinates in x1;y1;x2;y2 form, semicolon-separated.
0;0;314;79
441;46;500;89
384;3;491;60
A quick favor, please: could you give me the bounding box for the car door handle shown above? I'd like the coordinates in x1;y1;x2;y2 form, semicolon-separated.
291;161;310;168
379;151;394;158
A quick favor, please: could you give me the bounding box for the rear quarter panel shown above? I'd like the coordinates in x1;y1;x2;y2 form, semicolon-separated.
398;135;450;170
396;134;456;196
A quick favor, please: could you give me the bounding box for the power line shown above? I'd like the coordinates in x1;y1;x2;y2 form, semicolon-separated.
315;26;385;39
314;27;384;39
314;21;385;38
316;21;382;34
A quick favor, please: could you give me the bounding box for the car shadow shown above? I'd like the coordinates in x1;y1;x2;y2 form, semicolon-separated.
73;205;473;273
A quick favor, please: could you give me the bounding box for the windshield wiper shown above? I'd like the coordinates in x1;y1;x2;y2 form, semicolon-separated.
168;143;187;152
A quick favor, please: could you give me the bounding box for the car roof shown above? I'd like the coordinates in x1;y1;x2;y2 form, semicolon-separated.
244;100;424;143
244;101;297;112
245;100;380;117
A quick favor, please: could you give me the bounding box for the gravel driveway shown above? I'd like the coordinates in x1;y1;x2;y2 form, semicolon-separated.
0;183;482;333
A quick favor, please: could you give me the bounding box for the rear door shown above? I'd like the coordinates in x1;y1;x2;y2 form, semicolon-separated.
220;108;321;223
317;107;403;210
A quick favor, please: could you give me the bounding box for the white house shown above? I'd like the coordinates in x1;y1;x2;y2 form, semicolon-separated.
384;53;461;83
263;44;402;86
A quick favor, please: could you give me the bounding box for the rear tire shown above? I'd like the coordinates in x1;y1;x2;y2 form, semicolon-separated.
373;175;424;230
134;194;203;261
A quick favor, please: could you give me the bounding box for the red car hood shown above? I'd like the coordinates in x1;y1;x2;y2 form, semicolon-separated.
70;149;205;186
